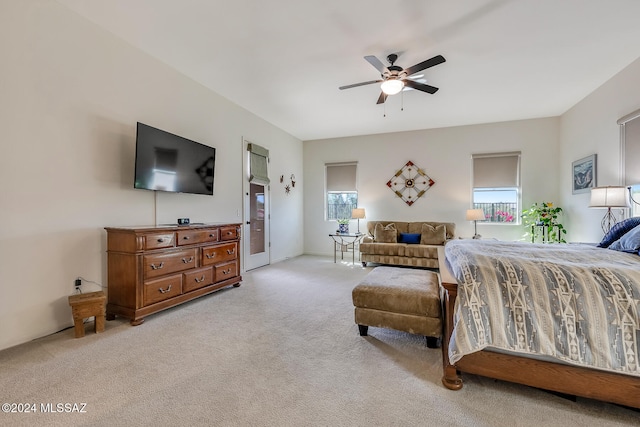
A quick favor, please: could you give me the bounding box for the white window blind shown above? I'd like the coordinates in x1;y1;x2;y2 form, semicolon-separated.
248;143;269;185
618;109;640;217
619;112;640;186
472;152;521;188
326;163;357;191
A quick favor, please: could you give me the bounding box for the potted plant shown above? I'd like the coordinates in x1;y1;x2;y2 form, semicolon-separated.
521;202;567;243
336;218;350;234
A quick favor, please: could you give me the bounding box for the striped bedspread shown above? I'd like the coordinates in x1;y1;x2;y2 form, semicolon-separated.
444;239;640;377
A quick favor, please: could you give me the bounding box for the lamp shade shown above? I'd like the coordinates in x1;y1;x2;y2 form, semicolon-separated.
466;209;485;221
589;186;630;208
351;208;366;219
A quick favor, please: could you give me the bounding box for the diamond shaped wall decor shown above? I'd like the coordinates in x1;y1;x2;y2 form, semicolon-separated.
386;161;435;206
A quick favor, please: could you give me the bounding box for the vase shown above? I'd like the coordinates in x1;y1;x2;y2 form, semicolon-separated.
338;223;349;234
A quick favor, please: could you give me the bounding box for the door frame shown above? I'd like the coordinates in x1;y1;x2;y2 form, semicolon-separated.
241;138;270;271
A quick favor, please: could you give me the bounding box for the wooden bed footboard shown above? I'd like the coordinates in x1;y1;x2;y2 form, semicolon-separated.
440;280;463;391
436;247;640;409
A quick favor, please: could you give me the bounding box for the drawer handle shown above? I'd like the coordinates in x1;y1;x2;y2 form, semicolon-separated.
183;236;190;240
226;249;235;255
150;262;164;270
209;234;216;238
157;238;164;243
158;284;172;294
227;231;233;236
194;275;205;283
206;252;217;259
222;268;232;275
182;256;194;263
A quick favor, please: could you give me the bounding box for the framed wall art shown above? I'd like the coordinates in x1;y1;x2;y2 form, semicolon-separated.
386;161;435;206
572;154;596;194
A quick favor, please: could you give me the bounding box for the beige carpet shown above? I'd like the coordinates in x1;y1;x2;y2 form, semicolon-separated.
0;255;637;426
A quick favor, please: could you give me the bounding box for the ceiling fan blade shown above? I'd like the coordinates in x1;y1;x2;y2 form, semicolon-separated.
376;92;388;104
403;55;446;77
364;55;388;74
403;79;439;94
339;80;382;90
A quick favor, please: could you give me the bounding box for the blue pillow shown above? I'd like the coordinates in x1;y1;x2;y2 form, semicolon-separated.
399;233;421;244
608;224;640;253
598;217;640;248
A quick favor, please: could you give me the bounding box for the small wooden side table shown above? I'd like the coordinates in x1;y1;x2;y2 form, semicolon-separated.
68;291;106;338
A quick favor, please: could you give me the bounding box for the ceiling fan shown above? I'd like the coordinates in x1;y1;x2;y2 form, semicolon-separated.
339;53;446;104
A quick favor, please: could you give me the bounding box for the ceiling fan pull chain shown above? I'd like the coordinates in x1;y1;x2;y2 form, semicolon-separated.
383;100;386;118
401;90;404;111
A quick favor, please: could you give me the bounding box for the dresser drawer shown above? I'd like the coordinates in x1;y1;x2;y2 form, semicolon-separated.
202;242;238;266
214;260;238;282
145;233;176;250
177;228;219;246
143;274;182;306
144;248;197;279
183;266;214;293
220;226;238;241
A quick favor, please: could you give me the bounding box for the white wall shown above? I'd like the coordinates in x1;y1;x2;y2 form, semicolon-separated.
303;117;560;256
560;56;640;243
0;1;303;351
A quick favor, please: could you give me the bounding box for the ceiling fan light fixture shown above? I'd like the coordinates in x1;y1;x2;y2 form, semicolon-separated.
381;79;404;95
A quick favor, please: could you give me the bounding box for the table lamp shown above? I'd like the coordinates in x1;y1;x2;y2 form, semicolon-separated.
351;208;366;234
589;186;630;233
466;209;485;239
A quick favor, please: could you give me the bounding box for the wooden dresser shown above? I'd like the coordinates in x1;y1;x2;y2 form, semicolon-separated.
104;223;242;325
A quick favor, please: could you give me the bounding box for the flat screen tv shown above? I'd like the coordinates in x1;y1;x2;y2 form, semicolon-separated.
134;122;216;195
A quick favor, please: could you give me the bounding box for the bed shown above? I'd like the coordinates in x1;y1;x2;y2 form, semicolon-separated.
437;237;640;409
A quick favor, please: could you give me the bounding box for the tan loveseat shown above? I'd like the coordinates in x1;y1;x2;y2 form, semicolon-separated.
359;221;456;268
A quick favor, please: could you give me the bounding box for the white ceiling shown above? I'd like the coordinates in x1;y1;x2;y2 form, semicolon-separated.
57;0;640;141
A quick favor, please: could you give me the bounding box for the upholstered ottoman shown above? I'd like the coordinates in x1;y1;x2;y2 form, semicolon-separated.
352;266;442;348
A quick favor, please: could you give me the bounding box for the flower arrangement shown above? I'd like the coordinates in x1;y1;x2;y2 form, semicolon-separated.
336;218;350;225
521;202;566;243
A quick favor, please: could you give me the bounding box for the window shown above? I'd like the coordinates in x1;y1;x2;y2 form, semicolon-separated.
619;109;640;217
326;162;357;221
472;152;521;223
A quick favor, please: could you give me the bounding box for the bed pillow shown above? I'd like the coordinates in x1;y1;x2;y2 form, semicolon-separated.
374;223;397;243
399;233;421;244
608;224;640;253
420;224;447;245
598;217;640;248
